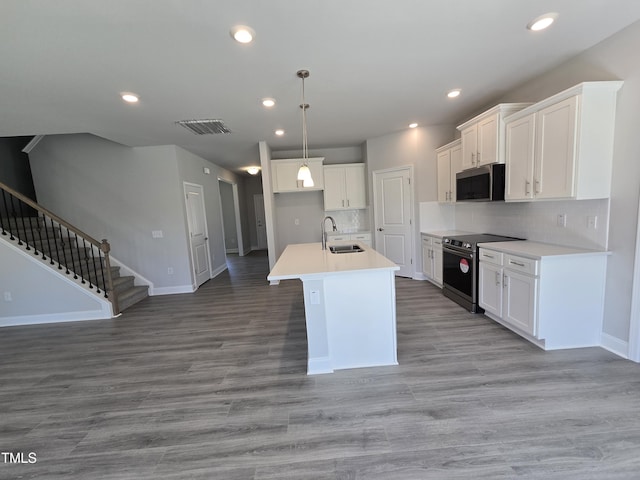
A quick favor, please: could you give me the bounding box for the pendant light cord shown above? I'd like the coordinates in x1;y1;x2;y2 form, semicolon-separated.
301;74;308;162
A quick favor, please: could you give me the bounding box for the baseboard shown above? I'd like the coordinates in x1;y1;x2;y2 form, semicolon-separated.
600;332;629;359
151;285;195;296
0;309;112;328
211;263;228;278
414;272;427;281
226;248;239;254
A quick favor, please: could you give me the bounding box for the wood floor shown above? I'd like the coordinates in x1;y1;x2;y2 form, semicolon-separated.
1;250;640;479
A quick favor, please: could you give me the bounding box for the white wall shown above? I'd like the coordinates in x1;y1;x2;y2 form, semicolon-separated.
0;238;111;325
219;180;238;252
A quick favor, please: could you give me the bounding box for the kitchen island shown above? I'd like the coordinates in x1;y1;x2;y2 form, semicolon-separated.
268;242;399;375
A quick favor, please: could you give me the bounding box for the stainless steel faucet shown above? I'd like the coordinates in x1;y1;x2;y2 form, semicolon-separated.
321;216;337;250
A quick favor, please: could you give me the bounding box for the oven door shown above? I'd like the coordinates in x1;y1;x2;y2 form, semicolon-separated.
442;246;477;311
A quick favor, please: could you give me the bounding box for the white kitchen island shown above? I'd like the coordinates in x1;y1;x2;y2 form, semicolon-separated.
268;242;399;375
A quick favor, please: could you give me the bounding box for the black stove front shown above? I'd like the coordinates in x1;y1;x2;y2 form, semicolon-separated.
442;233;523;313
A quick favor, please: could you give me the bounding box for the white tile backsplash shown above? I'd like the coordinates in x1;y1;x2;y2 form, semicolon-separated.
325;209;370;233
454;199;609;249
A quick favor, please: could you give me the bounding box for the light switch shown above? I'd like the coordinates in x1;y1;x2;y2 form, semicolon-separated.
152;230;164;238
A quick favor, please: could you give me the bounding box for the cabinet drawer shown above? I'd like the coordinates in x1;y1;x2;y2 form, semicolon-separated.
479;248;503;266
351;233;371;242
421;234;433;246
328;235;349;242
504;254;538;275
432;238;443;247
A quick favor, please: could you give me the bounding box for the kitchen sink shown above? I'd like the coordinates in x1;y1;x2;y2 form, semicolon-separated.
329;244;364;254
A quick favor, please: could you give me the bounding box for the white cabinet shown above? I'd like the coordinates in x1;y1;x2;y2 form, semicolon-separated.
272;157;324;193
457;103;531;170
323;164;366;210
505;81;623;201
478;243;608;350
328;232;372;247
421;234;443;287
436;140;461;203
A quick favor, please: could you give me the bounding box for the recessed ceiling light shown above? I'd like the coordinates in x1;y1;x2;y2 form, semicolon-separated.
262;98;275;107
121;93;139;103
527;12;558;31
447;89;461;99
409;123;418;129
230;25;255;44
247;166;260;175
275;129;285;136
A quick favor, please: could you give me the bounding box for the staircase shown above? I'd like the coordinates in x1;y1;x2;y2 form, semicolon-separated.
1;182;148;315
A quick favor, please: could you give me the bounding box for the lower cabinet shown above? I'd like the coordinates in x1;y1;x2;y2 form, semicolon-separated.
478;244;607;350
422;234;443;287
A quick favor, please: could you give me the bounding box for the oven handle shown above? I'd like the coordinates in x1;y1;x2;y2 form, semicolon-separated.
443;246;474;260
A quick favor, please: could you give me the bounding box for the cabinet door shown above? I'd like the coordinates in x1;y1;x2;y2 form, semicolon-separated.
478;113;499;166
273;162;301;192
421;237;432;278
323;167;346;210
461;125;477;170
436;150;451;203
344;165;366;208
505;113;536;201
479;262;503;317
503;269;537;336
534;96;578;199
432;245;443;286
450;142;462;201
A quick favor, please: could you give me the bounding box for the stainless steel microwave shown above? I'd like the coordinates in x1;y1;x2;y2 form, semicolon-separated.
456;164;506;202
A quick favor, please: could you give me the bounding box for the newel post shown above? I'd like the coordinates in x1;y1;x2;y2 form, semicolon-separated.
100;239;119;316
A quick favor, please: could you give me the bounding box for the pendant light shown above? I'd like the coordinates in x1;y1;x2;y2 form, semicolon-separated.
296;69;314;187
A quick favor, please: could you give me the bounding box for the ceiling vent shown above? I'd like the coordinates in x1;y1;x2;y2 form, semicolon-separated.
175;119;232;135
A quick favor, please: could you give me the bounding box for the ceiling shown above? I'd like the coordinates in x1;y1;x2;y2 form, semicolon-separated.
2;1;640;173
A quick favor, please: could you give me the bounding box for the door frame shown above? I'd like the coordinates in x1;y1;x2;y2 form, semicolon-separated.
372;165;415;278
217;177;245;257
183;182;213;289
629;193;640;362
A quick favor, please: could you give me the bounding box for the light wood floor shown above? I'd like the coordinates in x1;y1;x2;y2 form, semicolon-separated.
1;251;640;479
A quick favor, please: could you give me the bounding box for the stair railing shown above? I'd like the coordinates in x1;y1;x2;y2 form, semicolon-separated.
0;180;119;315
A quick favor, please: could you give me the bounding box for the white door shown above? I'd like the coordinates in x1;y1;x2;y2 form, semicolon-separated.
184;183;211;288
373;167;414;278
254;194;267;250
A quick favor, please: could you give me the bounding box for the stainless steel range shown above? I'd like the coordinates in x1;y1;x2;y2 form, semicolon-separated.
442;233;523;313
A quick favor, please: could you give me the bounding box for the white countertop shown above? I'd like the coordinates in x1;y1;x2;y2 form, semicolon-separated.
478;240;610;259
267;242;399;281
421;230;473;238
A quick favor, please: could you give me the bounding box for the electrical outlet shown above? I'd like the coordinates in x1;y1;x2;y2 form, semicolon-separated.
167;267;174;275
4;292;12;302
587;215;598;229
557;214;567;227
294;218;300;226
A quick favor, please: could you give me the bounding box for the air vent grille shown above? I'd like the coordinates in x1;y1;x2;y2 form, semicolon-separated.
175;119;232;135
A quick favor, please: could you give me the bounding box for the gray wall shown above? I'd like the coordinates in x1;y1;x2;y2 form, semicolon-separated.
493;21;640;343
244;175;264;250
271;146;366;255
28;134;242;294
219;180;238;252
364;125;456;275
0;136;37;203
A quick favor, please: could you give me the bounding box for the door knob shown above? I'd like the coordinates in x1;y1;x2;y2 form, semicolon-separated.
377;227;384;231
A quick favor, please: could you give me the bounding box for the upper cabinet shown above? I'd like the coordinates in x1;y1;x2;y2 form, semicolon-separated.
272;157;324;193
323;163;366;210
457;103;532;170
505;81;623;201
436;139;461;203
